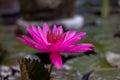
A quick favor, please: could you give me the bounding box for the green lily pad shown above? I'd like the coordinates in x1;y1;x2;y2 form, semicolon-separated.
89;69;120;80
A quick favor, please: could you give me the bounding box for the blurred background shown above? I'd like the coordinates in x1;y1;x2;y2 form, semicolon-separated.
0;0;120;80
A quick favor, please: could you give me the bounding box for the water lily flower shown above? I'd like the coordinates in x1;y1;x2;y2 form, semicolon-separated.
17;23;94;69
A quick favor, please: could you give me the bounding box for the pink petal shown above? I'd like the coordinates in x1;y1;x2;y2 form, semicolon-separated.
53;25;63;36
27;25;50;45
55;30;76;48
78;32;86;38
34;45;50;52
60;47;92;53
32;25;39;34
50;53;63;69
26;26;33;34
64;30;77;42
43;23;50;36
26;25;39;36
22;35;37;48
52;25;57;35
22;35;48;52
16;37;32;47
59;46;73;52
38;27;50;45
61;36;80;47
61;32;86;47
26;26;47;47
30;34;46;47
26;26;40;40
47;45;57;52
59;43;93;53
57;26;63;35
77;43;94;48
70;47;92;53
70;44;93;53
55;36;65;48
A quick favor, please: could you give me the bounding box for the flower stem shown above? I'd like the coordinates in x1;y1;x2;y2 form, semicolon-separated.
49;63;54;74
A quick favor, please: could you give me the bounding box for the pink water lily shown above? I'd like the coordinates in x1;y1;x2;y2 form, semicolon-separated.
17;23;94;69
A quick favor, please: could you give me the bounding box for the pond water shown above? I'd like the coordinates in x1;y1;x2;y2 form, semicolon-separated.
0;13;120;80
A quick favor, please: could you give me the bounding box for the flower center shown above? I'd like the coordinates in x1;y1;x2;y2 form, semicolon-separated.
47;31;63;44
